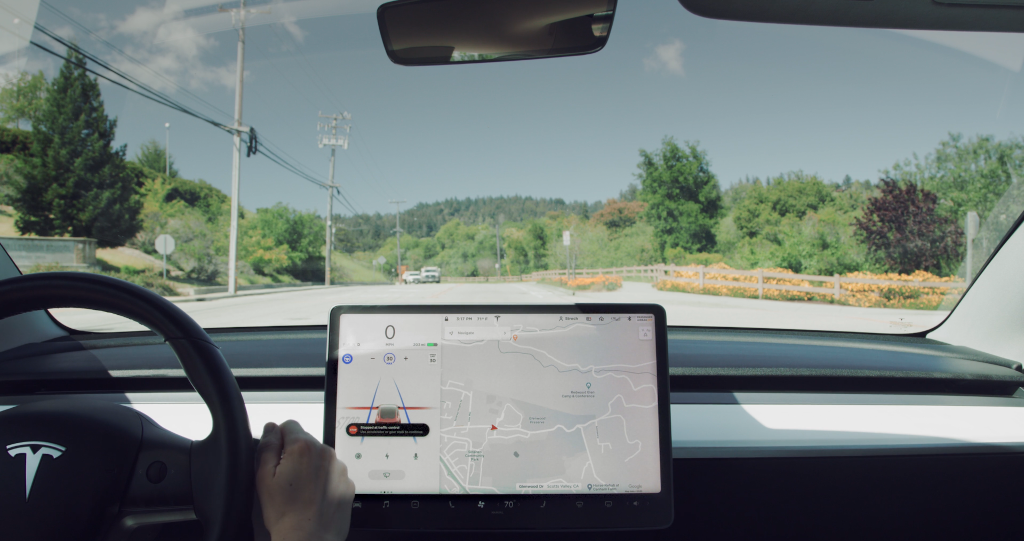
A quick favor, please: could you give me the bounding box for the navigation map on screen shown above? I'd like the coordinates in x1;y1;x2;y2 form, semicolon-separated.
332;312;661;495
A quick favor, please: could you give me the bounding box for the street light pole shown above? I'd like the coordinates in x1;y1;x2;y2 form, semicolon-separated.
164;123;170;175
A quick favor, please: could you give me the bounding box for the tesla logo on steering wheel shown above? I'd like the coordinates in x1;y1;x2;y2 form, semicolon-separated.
7;441;65;501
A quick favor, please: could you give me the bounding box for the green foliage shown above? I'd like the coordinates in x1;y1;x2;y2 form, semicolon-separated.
243;204;325;281
664;248;723;267
717;172;869;275
335;196;603;253
885;133;1024;222
0;71;47;129
0;125;32;155
162;176;228;222
732;172;833;238
636;137;723;255
166;214;225;282
133;138;179;178
0;154;21;205
27;263;179;296
12;49;141;247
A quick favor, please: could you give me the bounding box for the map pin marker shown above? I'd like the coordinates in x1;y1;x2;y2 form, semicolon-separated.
586;382;591;389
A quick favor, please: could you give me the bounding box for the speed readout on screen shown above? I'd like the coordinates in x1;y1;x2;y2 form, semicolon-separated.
333;313;661;495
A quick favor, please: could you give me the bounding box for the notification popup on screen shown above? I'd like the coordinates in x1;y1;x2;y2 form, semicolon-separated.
324;304;673;531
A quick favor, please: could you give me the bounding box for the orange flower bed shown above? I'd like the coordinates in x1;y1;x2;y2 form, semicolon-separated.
548;275;623;291
655;264;962;309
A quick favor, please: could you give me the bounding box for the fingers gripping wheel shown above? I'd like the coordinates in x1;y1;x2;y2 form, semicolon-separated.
0;273;253;540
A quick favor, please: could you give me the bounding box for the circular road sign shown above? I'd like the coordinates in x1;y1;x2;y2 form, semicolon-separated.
154;234;176;256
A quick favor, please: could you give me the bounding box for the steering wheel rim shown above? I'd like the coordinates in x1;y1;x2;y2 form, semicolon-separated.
0;272;253;540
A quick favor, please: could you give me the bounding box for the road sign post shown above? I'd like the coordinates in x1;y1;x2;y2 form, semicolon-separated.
377;256;387;280
154;234;176;279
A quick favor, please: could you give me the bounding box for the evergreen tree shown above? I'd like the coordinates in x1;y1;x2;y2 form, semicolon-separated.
133;138;179;177
13;48;141;247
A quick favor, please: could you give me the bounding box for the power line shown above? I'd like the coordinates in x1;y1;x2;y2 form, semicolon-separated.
37;0;234;123
10;12;371;227
24;22;369;216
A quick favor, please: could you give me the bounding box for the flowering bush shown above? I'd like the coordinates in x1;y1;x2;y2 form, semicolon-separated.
654;263;962;309
546;275;623;291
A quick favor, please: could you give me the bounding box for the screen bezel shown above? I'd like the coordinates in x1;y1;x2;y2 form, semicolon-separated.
324;303;673;531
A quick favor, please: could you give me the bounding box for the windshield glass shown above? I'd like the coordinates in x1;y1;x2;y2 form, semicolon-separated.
1;0;1022;334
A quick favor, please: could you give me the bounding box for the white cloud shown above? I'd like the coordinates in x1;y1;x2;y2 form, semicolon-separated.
110;4;237;91
644;39;685;76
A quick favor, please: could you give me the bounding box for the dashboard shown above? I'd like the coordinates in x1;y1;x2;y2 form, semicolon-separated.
1;326;1023;539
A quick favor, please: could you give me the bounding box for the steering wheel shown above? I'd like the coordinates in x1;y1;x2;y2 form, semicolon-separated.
0;272;253;540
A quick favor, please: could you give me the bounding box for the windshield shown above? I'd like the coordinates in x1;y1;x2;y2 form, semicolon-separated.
1;0;1022;334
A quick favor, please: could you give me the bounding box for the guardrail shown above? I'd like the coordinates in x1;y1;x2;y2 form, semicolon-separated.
442;264;968;299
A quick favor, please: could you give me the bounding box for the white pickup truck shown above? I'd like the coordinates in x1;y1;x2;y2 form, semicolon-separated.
419;266;441;283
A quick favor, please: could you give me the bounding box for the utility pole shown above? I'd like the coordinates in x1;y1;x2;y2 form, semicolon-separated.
317;112;351;286
390;200;406;283
164;123;170;175
220;0;268;295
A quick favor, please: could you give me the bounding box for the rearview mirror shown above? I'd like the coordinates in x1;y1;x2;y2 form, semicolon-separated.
377;0;616;66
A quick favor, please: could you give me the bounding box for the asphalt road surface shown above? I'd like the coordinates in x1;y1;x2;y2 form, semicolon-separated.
51;281;949;335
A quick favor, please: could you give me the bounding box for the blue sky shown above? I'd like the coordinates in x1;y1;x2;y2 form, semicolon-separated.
6;0;1024;216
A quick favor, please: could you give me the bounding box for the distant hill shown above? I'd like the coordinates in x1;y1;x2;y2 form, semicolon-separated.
336;195;604;252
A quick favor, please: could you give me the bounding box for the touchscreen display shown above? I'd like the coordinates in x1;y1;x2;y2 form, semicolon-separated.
331;312;661;496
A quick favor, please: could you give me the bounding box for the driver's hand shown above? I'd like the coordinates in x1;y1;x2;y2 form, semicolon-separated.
256;420;356;541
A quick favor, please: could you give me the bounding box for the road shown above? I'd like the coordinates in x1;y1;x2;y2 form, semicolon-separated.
50;281;950;334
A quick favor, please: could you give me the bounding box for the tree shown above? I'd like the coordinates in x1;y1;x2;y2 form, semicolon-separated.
245;204;324;280
0;71;47;129
732;172;834;239
591;198;647;231
13;48;141;247
636;137;722;255
885;133;1024;222
133;138;179;178
855;178;962;274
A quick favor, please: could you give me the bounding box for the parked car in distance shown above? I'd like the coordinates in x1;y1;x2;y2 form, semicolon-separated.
402;271;421;284
420;266;441;283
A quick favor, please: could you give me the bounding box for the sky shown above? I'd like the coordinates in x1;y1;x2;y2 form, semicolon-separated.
2;0;1024;217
